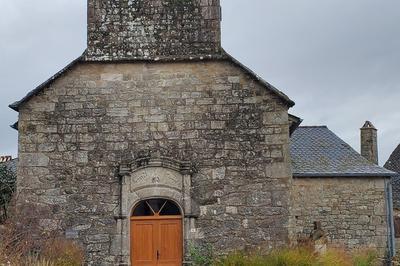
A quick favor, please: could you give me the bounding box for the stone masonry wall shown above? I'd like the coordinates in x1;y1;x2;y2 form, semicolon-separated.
291;177;388;253
17;60;292;265
86;0;221;60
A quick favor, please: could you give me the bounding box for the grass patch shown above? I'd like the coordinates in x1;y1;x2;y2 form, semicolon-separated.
193;245;380;266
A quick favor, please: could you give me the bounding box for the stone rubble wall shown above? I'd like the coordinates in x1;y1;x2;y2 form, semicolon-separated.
86;0;222;60
17;60;292;264
290;177;389;253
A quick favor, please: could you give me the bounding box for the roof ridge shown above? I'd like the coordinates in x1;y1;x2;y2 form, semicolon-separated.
298;126;328;128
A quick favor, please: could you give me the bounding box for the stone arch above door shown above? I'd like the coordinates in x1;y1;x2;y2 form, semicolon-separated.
118;155;199;218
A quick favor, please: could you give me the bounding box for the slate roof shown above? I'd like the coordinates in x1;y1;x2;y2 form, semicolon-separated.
0;158;18;175
291;126;396;177
384;145;400;209
385;145;400;173
9;49;295;113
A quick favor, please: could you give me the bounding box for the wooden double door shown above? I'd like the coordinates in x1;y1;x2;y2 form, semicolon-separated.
131;216;183;266
131;216;182;266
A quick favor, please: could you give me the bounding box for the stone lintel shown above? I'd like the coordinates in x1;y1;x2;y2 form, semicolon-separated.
119;156;197;176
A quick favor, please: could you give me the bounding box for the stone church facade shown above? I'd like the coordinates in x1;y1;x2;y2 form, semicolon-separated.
9;1;397;265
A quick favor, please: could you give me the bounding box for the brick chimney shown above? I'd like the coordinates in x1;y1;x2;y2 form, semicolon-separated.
86;0;222;61
360;121;378;164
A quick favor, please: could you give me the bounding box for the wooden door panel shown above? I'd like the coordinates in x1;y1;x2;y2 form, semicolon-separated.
131;221;157;266
158;219;182;266
131;217;182;266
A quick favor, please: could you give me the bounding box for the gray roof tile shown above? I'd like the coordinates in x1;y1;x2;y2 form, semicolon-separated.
385;144;400;173
290;126;395;177
391;176;400;209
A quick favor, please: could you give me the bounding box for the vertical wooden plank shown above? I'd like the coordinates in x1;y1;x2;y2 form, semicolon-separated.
157;219;183;266
131;220;157;266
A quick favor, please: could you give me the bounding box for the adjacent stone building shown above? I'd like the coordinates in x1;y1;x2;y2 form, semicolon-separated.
290;126;394;252
8;1;397;265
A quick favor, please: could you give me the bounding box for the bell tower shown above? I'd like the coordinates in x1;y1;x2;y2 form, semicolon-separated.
86;0;222;61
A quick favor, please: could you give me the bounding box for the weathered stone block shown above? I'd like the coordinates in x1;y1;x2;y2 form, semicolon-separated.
20;153;49;167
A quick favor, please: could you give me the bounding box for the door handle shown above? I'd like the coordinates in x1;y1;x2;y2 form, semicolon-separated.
157;250;160;260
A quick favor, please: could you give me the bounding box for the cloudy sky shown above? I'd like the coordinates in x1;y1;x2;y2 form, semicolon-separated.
1;0;399;165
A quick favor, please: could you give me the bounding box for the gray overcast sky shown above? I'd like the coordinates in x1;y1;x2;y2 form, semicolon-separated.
1;0;399;165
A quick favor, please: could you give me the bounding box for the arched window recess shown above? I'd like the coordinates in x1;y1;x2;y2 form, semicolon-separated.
132;199;181;217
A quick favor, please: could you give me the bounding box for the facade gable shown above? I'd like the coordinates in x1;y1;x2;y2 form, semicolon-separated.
15;59;293;264
10;52;294;113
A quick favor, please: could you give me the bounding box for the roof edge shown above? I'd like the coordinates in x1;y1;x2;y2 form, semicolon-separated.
10;122;18;131
293;172;397;178
298;126;328;129
289;114;303;136
9;54;85;112
222;49;295;108
82;51;230;62
9;48;295;112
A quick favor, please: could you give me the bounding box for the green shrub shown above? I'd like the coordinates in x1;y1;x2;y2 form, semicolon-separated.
189;243;214;266
215;248;316;266
317;249;352;266
351;249;378;266
265;247;316;266
0;163;16;223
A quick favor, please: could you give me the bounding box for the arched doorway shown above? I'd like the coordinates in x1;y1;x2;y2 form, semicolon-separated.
131;199;183;266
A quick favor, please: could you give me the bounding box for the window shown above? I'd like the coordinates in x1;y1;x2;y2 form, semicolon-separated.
132;199;181;217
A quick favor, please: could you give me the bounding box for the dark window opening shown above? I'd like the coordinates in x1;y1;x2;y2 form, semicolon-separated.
147;199;165;214
160;201;181;216
132;201;153;216
132;199;181;217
